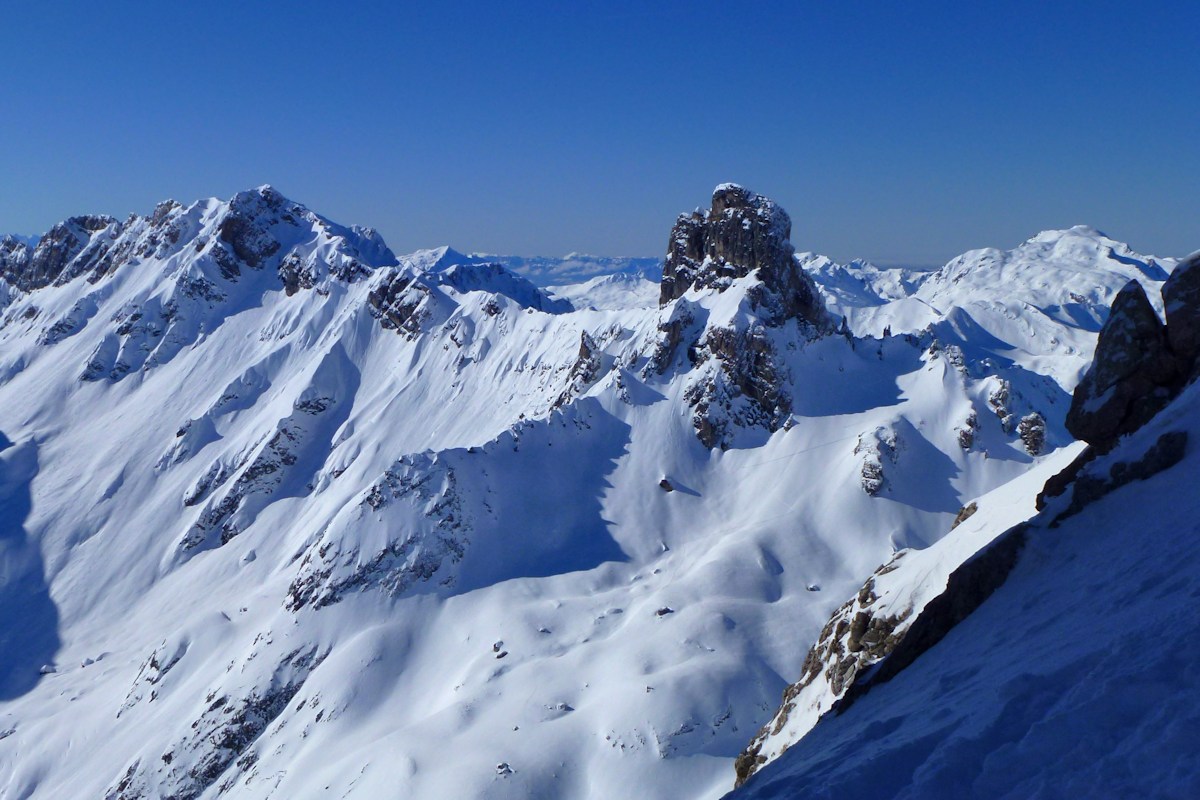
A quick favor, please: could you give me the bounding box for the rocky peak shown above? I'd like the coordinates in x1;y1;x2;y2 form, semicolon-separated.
0;236;33;285
1;215;121;292
659;184;826;329
204;186;395;289
431;262;571;313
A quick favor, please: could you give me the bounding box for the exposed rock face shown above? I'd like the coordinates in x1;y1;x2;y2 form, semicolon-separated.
1;187;392;309
368;270;431;338
738;266;1200;789
684;324;792;450
659;184;825;329
654;185;833;448
1017;412;1046;456
286;454;468;611
552;331;602;410
734;553;919;786
432;262;571;314
734;524;1030;789
853;426;899;496
110;646;328;800
838;525;1029;709
0;216;119;291
0;236;33;287
1162;252;1200;367
647;298;699;375
368;260;569;341
1065;280;1182;449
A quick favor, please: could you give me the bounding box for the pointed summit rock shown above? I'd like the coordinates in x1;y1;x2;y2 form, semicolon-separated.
659;183;827;329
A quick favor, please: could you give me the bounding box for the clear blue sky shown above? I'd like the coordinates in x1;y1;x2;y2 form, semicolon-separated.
2;2;1196;264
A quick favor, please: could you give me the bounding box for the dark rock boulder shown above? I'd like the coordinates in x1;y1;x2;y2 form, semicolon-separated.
1065;280;1181;448
658;184;827;330
1162;251;1200;368
1017;412;1046;456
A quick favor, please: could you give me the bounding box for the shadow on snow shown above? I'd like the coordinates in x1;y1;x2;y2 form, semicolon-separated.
0;432;61;700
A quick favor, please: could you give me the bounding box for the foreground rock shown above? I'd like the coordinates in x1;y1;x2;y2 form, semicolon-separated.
1065;280;1181;448
1163;252;1200;365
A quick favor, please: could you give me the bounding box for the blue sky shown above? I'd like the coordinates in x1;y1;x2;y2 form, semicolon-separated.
2;2;1196;264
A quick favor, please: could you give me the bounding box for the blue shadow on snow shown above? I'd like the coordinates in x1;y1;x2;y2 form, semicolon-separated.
0;433;61;700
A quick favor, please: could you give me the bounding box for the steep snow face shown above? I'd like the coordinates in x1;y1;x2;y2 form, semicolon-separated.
728;377;1200;800
808;226;1177;391
0;185;1171;800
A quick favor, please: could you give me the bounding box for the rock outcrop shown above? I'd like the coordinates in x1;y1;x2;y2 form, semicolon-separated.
1017;412;1046;456
738;255;1200;790
659;184;825;329
0;216;119;291
552;331;602;410
654;185;832;448
1050;430;1188;523
734;522;1031;788
1162;252;1200;367
1065;280;1182;449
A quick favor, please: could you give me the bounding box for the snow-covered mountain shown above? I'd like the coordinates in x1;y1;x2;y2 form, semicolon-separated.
806;226;1177;390
0;184;1185;799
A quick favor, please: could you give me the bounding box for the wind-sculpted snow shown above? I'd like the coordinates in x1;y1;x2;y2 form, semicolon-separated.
0;185;1179;800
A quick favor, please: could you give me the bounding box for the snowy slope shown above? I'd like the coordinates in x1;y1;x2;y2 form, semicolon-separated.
0;185;1176;800
547;272;661;311
735;440;1088;779
728;375;1200;800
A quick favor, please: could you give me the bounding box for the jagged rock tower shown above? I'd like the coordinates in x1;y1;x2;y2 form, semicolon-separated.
653;184;832;449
